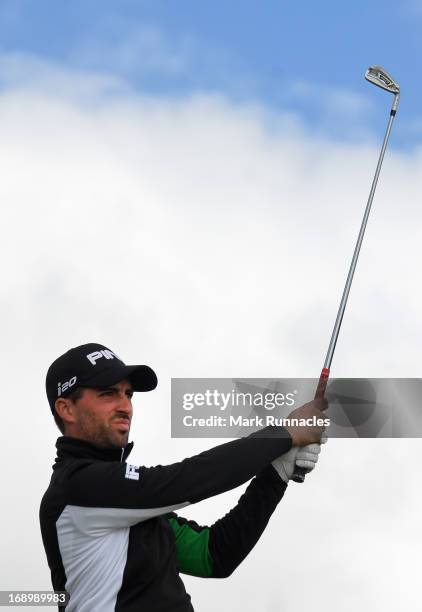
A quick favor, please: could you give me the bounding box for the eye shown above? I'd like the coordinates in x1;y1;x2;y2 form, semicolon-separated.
126;390;134;399
99;390;114;397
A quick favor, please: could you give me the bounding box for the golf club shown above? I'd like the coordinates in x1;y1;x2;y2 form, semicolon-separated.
292;65;400;483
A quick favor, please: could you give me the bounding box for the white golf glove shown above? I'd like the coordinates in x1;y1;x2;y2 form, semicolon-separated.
272;433;327;483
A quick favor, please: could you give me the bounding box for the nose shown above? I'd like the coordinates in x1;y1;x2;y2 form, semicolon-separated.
117;392;133;417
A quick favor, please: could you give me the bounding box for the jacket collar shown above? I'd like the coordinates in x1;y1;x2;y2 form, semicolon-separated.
55;436;134;464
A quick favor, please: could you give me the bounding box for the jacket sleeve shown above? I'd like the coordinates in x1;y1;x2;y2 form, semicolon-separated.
167;465;286;578
62;428;291;528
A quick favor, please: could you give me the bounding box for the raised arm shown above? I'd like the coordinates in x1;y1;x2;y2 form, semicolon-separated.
63;427;292;521
168;464;286;578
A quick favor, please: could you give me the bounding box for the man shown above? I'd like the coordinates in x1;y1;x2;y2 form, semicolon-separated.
40;343;327;612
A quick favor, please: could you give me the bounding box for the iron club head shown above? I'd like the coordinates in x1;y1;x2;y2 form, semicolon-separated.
365;65;400;94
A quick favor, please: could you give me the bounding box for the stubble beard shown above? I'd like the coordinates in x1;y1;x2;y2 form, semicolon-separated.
78;414;130;449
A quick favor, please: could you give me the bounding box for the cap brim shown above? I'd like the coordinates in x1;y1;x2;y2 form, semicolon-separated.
80;364;157;392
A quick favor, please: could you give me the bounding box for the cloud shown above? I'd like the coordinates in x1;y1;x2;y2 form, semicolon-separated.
0;55;420;610
70;20;191;79
288;79;372;115
0;51;129;102
282;78;376;141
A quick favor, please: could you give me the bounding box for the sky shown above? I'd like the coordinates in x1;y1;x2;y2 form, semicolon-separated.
0;2;421;611
0;0;421;145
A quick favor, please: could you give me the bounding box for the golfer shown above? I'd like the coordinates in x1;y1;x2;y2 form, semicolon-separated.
40;343;327;612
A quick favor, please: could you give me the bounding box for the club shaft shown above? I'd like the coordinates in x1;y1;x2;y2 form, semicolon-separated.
323;100;398;370
293;80;399;485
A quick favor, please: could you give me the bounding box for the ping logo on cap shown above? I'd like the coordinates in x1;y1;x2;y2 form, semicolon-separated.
57;376;78;397
86;349;120;366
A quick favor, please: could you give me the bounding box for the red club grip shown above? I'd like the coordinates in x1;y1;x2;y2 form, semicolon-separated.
314;367;330;399
291;367;330;484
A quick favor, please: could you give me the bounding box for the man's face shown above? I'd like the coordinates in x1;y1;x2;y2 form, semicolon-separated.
61;379;134;448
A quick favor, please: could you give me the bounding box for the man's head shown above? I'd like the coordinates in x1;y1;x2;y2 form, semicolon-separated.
46;343;157;448
54;379;134;448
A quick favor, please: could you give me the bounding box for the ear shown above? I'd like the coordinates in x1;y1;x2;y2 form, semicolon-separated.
55;398;77;425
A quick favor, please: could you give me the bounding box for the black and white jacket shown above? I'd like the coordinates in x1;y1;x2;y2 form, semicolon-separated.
39;430;291;611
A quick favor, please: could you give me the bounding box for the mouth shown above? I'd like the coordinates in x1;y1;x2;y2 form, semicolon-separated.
112;419;130;431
